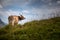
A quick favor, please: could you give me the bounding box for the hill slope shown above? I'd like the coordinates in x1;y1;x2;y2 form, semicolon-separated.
0;17;60;40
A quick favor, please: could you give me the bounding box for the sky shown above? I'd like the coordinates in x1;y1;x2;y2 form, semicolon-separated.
0;0;60;24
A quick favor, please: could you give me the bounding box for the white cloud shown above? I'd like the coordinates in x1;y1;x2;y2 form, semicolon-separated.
0;0;30;7
0;0;60;25
30;7;60;19
22;10;30;14
57;1;60;4
6;10;21;16
0;4;3;8
0;8;60;24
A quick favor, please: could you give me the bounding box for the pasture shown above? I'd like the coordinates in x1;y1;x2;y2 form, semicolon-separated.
0;17;60;40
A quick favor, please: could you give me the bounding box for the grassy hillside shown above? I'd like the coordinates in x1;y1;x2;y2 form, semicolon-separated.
0;17;60;40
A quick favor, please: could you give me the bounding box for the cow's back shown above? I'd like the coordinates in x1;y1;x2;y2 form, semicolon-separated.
8;15;18;20
8;16;13;21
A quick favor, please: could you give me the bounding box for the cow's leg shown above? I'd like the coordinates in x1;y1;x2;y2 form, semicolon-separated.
14;19;18;26
12;20;14;26
8;20;12;25
10;21;12;25
14;21;18;25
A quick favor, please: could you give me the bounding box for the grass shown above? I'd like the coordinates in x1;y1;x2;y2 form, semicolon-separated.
0;17;60;40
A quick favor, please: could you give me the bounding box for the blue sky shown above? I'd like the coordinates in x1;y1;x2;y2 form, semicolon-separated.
0;0;60;24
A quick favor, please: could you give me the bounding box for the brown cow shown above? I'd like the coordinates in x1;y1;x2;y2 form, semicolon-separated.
8;15;25;26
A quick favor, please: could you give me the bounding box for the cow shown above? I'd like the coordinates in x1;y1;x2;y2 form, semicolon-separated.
8;15;25;26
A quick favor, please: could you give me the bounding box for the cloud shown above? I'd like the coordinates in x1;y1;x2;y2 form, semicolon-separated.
0;0;60;24
57;0;60;4
6;10;20;16
30;7;60;19
0;7;60;24
0;0;30;7
0;0;60;9
26;0;60;8
22;10;30;14
0;4;3;8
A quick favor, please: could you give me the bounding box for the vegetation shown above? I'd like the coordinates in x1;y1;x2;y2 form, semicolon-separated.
0;17;60;40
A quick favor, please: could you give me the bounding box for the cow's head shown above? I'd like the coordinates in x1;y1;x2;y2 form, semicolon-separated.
18;15;25;20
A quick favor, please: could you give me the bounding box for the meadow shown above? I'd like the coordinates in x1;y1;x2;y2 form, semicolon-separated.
0;17;60;40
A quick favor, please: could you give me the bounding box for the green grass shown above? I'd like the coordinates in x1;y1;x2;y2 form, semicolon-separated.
0;17;60;40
